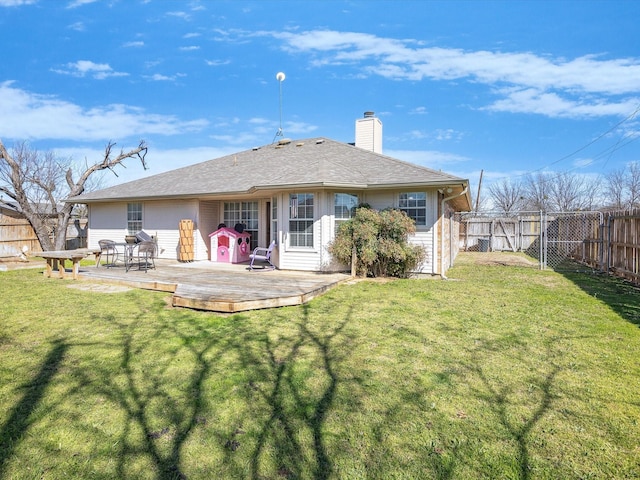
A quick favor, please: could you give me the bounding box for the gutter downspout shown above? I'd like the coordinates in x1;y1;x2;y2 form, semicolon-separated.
440;186;468;279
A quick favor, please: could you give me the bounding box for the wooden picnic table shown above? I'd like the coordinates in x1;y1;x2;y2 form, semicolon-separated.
40;250;95;280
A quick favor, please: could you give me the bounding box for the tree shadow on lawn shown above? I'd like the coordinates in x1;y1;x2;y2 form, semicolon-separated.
463;342;560;480
222;303;353;480
557;259;640;327
51;301;363;479
0;339;69;478
0;288;572;479
224;304;483;480
62;310;221;480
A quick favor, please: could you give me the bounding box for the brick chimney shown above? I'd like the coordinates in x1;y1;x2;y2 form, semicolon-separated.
355;111;382;154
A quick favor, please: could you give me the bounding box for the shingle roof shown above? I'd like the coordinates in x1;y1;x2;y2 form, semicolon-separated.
68;138;469;205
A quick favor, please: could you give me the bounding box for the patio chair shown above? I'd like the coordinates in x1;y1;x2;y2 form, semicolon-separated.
249;240;276;270
126;240;156;273
98;239;119;267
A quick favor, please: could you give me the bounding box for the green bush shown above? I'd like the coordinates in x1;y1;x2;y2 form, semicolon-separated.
328;206;426;277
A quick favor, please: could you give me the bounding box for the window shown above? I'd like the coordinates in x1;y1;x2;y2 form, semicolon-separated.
224;201;259;250
334;193;358;230
289;193;314;247
127;202;142;234
399;192;427;226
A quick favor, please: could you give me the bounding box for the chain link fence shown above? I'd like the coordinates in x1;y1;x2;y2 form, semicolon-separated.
456;211;604;271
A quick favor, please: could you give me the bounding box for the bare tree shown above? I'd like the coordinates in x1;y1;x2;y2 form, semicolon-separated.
604;167;627;209
523;172;552;211
627;162;640;209
0;139;147;251
488;178;525;213
521;171;599;212
602;162;640;210
548;171;596;211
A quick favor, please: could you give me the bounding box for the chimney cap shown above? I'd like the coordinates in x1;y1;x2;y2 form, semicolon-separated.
363;111;375;118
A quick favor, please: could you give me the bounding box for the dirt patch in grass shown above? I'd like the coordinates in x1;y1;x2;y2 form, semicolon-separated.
458;251;538;268
0;258;45;271
67;283;132;293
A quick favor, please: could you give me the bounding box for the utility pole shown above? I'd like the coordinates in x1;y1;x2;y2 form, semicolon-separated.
475;169;484;213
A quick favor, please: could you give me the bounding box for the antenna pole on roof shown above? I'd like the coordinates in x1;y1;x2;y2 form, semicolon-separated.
273;72;286;143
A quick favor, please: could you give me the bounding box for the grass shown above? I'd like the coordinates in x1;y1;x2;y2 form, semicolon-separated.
0;253;639;479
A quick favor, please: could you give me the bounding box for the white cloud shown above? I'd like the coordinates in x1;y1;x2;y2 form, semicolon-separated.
123;41;144;48
385;148;469;170
253;29;640;119
67;0;97;8
282;121;318;135
392;128;464;143
409;107;427;115
248;117;270;125
0;0;36;5
51;60;128;80
572;158;594;169
205;59;231;67
485;88;640;118
144;73;186;82
210;133;263;146
179;46;200;51
56;145;237;186
271;30;640;95
67;21;85;31
0;82;209;142
167;11;190;21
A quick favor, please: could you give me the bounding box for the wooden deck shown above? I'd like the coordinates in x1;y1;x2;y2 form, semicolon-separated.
77;260;351;313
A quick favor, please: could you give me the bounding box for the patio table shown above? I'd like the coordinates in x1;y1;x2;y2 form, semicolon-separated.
40;250;90;280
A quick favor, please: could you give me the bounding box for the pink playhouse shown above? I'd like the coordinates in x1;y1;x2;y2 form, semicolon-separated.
209;226;251;263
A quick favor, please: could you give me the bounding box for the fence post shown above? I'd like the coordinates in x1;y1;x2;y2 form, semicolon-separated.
606;214;612;274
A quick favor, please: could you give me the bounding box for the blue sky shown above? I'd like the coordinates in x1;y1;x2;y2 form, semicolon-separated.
1;0;639;196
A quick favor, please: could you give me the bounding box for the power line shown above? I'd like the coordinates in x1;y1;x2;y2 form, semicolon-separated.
491;103;640;185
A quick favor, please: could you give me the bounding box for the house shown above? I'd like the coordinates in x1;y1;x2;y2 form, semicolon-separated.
68;113;472;275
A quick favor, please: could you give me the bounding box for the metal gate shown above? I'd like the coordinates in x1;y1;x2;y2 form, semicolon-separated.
458;211;604;271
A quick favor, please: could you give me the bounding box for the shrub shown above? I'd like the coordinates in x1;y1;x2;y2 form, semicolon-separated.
328;206;426;277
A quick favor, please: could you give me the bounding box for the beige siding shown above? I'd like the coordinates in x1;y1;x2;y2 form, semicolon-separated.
88;204;127;249
198;200;221;260
409;192;438;274
89;200;201;260
143;200;199;260
355;115;383;153
87;189;443;272
281;217;323;271
365;191;395;211
361;190;439;274
280;191;324;271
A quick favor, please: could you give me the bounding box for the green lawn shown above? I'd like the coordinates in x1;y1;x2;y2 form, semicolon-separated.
0;253;638;479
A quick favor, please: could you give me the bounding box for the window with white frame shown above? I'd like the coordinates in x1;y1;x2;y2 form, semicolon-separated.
399;192;427;226
289;193;314;247
224;201;259;250
127;202;142;234
334;193;358;231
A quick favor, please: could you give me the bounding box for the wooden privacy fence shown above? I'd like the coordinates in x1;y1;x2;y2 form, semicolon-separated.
604;209;640;284
0;211;41;256
0;211;87;257
458;210;640;284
